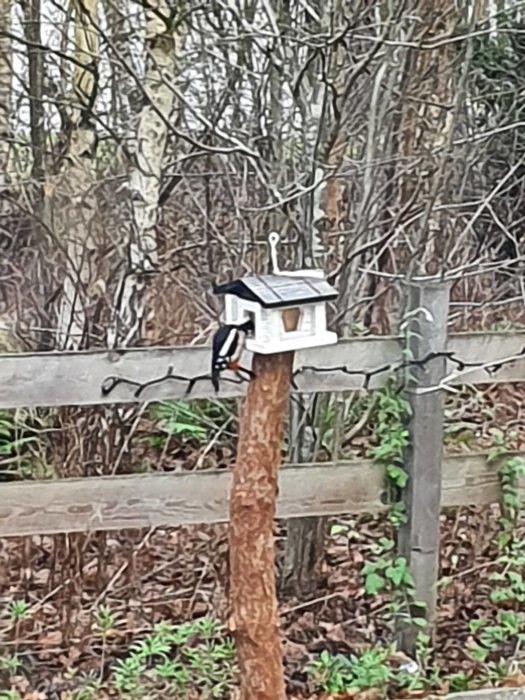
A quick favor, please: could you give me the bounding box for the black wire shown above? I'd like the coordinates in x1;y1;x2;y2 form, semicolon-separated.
101;365;254;399
100;346;525;399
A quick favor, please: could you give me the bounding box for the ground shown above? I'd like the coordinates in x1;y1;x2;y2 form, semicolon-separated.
0;384;524;698
0;504;523;698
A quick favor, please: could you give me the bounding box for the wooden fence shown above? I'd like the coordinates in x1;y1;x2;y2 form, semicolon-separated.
1;328;524;540
2;330;525;409
1;302;525;635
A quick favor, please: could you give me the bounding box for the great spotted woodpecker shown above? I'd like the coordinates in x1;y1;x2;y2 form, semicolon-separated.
211;319;255;392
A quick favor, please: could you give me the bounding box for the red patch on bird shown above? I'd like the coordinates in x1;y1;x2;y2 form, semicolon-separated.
229;360;240;371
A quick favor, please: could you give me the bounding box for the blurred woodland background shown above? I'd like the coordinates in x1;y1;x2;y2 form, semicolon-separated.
1;0;525;351
1;0;525;697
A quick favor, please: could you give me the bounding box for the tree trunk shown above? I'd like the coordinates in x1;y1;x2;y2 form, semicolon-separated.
23;0;46;185
108;0;185;347
282;513;327;596
282;1;345;595
229;351;293;700
397;0;461;277
0;0;12;187
52;0;99;350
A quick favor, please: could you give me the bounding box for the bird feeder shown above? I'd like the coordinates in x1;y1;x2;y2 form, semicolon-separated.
213;233;338;354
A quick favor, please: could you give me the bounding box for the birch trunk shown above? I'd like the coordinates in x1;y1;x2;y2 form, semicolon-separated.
108;1;184;347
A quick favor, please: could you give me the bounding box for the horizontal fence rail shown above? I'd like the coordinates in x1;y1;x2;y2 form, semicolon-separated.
1;331;525;409
0;454;522;538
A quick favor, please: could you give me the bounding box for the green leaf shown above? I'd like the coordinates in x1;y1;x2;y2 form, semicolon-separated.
330;524;347;536
365;572;386;596
386;464;409;488
378;537;395;552
412;617;428;628
386;565;405;588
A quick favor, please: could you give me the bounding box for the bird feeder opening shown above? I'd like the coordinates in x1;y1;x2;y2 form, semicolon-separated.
282;307;301;332
245;310;256;332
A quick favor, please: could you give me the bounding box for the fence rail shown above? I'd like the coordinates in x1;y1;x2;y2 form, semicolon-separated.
1;330;525;409
0;453;523;538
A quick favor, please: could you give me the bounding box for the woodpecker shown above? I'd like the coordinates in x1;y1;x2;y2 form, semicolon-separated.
211;319;254;392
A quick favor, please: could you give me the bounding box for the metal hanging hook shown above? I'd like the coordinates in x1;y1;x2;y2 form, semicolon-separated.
268;231;281;274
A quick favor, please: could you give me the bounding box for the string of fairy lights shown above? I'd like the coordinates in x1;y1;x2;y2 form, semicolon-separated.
100;345;525;400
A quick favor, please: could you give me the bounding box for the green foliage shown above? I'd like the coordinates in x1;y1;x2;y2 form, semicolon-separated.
306;648;393;696
0;655;22;675
307;636;443;697
361;381;422;631
305;608;523;700
467;610;525;666
362;537;427;632
0;412;36;457
461;432;525;672
363;556;414;597
110;617;237;698
91;604;126;642
0;410;52;480
489;541;525;605
487;430;525;553
69;672;101;700
448;671;471;692
148;399;234;446
6;600;31;623
369;381;411;527
497;455;524;550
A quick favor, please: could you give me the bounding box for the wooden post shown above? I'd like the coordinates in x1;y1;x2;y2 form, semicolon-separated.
281;394;327;596
229;351;293;700
398;280;449;652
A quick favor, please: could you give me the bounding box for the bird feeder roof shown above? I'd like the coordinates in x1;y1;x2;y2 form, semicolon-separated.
213;274;337;309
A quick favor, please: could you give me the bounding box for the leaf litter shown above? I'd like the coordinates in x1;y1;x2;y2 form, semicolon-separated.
0;384;524;698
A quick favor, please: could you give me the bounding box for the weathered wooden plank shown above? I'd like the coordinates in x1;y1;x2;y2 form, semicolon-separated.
0;331;524;409
399;282;449;649
0;338;400;409
0;462;385;537
0;454;522;538
441;453;523;507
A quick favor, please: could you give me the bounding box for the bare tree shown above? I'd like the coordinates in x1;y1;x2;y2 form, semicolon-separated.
0;0;12;187
49;0;100;349
108;0;186;347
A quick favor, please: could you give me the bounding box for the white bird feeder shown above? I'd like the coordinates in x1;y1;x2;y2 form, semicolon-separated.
213;233;338;354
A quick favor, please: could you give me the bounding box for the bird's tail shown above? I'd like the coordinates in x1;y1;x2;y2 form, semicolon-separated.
211;366;220;392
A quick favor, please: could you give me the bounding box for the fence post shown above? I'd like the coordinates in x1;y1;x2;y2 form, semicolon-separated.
228;350;293;700
398;280;449;652
281;395;328;596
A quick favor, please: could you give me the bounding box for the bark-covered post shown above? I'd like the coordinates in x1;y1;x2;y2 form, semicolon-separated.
220;237;337;698
228;348;294;700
